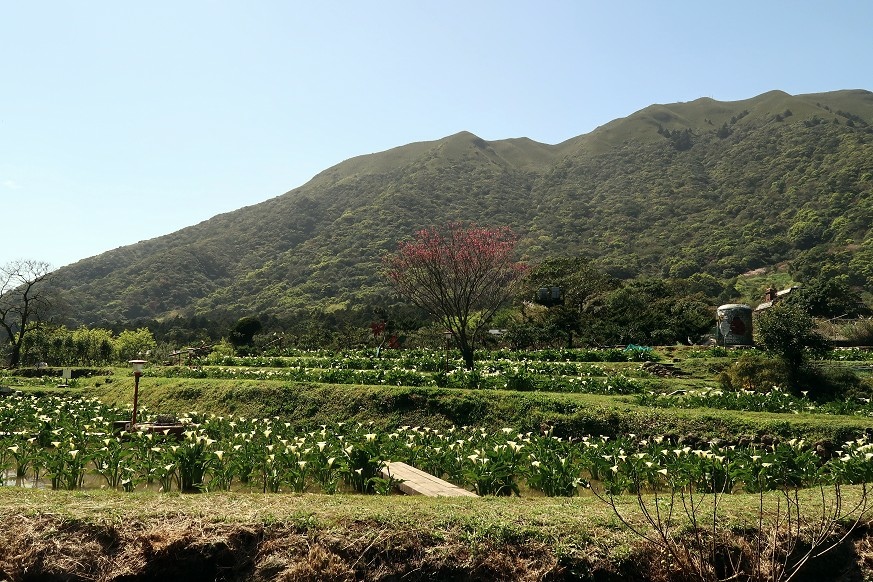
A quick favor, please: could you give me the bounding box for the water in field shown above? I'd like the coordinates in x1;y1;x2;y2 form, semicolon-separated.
0;468;586;497
1;469;163;491
0;468;379;494
2;469;48;488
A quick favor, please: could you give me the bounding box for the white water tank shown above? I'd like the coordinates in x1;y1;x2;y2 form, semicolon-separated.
716;304;753;346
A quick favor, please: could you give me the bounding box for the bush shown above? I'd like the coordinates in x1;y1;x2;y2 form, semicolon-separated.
206;339;235;364
623;344;658;362
504;370;536;391
843;319;873;345
719;352;788;392
796;365;871;402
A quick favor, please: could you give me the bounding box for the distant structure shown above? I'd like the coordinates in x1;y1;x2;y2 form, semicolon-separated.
754;286;800;312
716;304;754;346
534;286;563;307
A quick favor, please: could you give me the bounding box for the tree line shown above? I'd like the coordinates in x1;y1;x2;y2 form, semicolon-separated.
2;222;870;370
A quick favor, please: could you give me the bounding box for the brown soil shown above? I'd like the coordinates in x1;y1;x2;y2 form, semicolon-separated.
0;513;631;582
0;514;870;581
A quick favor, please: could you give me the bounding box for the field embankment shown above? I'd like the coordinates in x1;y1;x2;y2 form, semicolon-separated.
2;487;871;581
78;375;873;445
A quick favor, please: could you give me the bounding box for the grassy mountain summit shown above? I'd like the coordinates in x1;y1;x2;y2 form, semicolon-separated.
54;89;873;326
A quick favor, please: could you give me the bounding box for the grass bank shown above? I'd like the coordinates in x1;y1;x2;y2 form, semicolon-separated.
67;375;873;444
0;487;869;581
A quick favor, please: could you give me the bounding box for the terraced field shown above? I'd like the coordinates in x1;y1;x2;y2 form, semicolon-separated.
1;346;872;580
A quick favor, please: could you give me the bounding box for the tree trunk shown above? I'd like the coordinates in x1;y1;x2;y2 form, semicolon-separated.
456;334;476;370
8;340;22;368
460;346;475;370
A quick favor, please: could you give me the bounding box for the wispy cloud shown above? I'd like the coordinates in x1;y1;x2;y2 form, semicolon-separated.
2;180;20;190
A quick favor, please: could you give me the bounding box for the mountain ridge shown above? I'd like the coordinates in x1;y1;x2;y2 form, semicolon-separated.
52;89;873;326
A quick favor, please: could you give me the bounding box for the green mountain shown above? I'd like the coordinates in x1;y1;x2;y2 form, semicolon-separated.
53;89;873;326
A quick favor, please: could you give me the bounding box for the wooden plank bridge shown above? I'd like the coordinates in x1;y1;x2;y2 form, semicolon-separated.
381;462;478;497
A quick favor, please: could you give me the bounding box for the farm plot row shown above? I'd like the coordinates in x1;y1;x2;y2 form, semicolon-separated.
134;353;873;417
156;361;645;394
209;346;659;370
1;349;652;394
216;345;873;368
5;366;873;419
3;393;873;497
635;387;873;417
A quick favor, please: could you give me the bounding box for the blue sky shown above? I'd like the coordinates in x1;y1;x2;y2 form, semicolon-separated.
2;1;871;269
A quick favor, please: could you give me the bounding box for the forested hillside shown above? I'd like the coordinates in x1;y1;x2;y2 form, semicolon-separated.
52;89;873;327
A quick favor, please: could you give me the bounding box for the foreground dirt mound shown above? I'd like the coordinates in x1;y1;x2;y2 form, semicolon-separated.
0;514;638;582
2;513;871;581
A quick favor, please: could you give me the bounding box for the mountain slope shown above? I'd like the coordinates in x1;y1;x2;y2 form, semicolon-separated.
53;90;873;325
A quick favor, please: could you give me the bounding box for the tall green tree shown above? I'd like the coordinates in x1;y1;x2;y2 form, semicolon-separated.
115;328;157;362
755;302;828;386
229;316;263;349
590;279;713;346
522;257;618;347
71;326;115;365
788;276;866;318
20;323;69;366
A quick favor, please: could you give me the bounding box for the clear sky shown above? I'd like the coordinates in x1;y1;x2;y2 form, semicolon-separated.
2;1;871;269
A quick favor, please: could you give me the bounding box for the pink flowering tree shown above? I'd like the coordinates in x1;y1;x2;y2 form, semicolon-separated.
385;223;526;369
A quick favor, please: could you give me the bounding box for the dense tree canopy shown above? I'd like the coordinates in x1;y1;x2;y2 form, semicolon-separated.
229;316;264;348
517;256;619;348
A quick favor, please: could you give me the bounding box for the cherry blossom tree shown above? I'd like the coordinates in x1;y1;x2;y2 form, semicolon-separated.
385;223;526;369
0;260;53;367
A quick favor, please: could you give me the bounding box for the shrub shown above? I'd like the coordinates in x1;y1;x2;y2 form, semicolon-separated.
504;369;536;391
623;344;658;362
756;303;829;388
719;352;788;392
206;339;235;364
843;319;873;345
796;365;870;402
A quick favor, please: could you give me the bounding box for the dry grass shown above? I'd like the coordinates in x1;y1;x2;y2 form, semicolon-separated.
0;488;626;581
1;487;871;581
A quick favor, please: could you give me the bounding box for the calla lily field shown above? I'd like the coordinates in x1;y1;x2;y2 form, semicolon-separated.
2;346;872;496
4;391;873;497
2;344;873;580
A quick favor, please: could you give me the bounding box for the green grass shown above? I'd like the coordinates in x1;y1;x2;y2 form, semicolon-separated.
1;484;868;579
732;266;799;306
39;374;866;445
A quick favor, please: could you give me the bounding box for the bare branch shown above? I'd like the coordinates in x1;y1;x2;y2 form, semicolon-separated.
0;260;54;367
